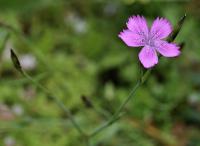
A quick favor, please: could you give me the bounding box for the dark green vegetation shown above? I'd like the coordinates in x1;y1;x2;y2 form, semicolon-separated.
0;0;200;146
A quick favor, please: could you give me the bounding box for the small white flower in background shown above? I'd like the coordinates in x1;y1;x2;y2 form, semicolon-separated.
188;93;200;105
65;12;88;34
20;54;37;71
11;104;24;116
4;136;16;146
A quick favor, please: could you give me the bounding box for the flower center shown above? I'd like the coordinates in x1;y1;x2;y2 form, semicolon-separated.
145;37;155;47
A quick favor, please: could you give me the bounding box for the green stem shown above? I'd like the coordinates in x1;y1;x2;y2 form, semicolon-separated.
90;111;125;137
90;69;151;137
22;71;86;136
111;80;141;119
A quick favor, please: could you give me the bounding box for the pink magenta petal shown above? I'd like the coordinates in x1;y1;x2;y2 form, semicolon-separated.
139;45;158;68
155;40;180;57
119;29;145;47
126;15;149;39
150;17;172;40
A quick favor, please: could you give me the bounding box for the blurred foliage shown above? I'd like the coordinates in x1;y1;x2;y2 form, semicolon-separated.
0;0;200;146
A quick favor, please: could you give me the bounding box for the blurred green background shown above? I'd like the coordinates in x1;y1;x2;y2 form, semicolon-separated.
0;0;200;146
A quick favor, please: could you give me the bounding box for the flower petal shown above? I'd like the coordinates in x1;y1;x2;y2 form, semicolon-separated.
126;15;149;39
119;29;145;47
155;40;180;57
150;17;172;40
139;45;158;68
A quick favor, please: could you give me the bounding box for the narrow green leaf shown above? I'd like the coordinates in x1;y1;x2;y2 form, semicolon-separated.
81;95;93;108
168;14;186;42
10;49;23;74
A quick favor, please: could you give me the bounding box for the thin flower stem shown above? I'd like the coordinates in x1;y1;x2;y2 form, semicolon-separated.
90;69;151;137
141;69;152;84
90;111;125;137
22;71;86;136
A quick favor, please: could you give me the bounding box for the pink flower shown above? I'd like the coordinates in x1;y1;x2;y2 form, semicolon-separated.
119;15;180;68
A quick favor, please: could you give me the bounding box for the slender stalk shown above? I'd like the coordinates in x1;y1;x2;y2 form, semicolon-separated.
22;71;86;136
90;69;151;137
90;111;125;137
10;49;88;142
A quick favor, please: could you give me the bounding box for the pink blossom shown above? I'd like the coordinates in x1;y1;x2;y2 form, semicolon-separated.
119;15;180;68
